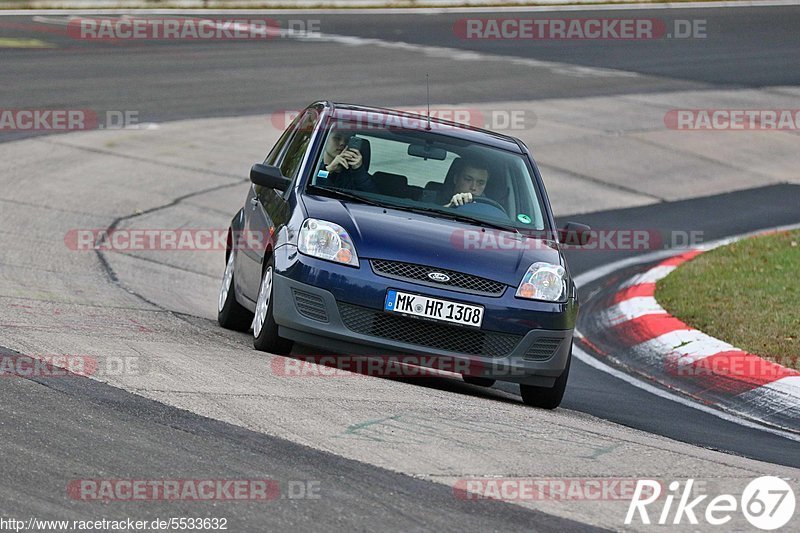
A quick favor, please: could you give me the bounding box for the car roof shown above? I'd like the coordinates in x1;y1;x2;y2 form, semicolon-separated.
324;101;525;154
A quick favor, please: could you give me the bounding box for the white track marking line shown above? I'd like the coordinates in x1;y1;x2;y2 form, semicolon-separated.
619;264;676;288
302;31;639;78
574;221;800;440
637;329;736;365
573;345;800;442
743;376;800;401
603;296;667;326
734;376;800;421
31;13;637;78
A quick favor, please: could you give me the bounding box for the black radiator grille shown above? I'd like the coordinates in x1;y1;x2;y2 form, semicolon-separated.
371;259;506;296
338;303;520;358
292;289;328;322
523;337;562;361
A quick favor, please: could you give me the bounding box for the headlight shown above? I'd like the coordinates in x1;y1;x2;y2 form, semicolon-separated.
298;218;359;267
516;262;567;302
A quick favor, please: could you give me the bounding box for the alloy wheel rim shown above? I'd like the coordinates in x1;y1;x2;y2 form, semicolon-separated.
253;266;273;338
218;253;235;313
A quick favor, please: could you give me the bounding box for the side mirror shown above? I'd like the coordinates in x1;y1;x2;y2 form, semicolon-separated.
559;222;592;247
250;163;291;191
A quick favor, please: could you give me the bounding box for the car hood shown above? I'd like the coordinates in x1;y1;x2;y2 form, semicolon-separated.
301;195;564;287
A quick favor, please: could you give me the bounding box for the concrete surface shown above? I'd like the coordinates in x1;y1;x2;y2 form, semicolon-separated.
1;87;798;529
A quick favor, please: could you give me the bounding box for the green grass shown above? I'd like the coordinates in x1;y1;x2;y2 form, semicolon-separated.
656;230;800;367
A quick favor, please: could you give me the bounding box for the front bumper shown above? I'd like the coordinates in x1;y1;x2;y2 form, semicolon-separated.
271;246;575;386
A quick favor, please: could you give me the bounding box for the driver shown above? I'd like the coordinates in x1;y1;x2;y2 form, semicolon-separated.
445;158;490;207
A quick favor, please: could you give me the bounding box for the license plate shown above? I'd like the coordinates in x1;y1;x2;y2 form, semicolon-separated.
384;290;484;328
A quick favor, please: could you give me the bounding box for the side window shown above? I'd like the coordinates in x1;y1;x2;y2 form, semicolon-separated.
279;110;318;180
265;111;304;166
257;108;320;199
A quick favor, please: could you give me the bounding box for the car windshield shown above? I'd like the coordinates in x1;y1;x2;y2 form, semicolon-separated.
307;117;549;232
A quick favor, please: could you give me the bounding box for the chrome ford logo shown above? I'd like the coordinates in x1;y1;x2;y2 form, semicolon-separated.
427;272;450;283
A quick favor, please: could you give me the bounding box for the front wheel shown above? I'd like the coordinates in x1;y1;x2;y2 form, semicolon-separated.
217;251;253;331
253;259;293;354
519;348;571;409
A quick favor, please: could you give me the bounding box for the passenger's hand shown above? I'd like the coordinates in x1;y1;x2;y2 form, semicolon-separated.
342;148;363;170
327;153;351;173
446;192;474;207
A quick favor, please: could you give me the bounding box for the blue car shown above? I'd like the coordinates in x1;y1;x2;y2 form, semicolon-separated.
217;102;591;408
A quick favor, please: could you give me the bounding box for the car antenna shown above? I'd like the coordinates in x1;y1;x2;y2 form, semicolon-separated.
425;74;432;131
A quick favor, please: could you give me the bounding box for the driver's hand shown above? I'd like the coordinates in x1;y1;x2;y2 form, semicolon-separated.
446;192;474;207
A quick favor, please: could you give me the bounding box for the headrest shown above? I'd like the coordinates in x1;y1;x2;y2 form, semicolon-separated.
444;157;466;186
437;158;466;204
354;137;371;173
372;171;408;197
483;167;508;203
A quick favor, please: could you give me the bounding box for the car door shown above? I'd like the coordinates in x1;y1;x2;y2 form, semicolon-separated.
238;108;321;300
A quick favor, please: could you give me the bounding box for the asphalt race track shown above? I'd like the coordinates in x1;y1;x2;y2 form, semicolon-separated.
1;3;799;531
2;4;800;141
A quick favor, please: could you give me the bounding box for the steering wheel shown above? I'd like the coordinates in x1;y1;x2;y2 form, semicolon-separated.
466;196;506;214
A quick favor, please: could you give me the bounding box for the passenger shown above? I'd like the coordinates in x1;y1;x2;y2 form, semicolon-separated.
445;157;491;207
319;127;377;193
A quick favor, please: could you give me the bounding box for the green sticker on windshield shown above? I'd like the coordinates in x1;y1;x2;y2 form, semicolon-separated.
517;214;532;224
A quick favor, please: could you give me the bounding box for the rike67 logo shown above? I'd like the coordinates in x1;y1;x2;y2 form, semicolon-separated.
626;477;795;530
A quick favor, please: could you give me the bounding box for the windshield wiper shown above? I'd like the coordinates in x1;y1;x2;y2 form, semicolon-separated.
390;205;521;234
307;185;385;207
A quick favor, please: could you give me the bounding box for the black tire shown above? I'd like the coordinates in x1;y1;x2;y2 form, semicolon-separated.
217;251;253;332
252;257;293;354
462;375;496;387
519;347;571;410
